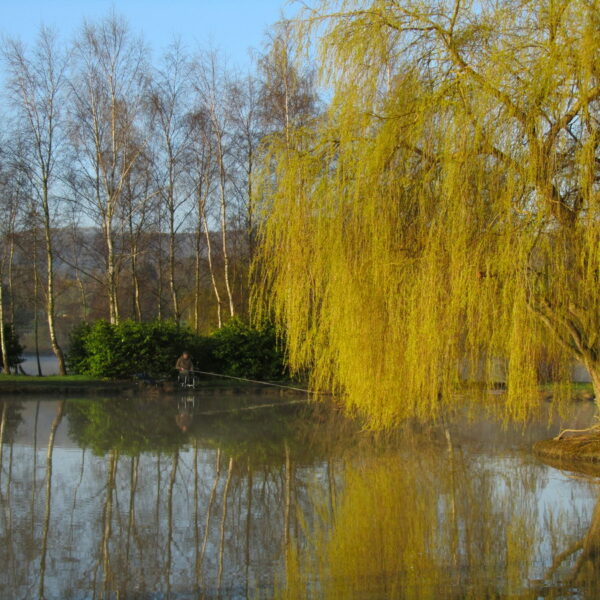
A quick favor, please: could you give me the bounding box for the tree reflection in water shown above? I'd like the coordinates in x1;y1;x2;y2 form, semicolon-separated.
0;396;599;598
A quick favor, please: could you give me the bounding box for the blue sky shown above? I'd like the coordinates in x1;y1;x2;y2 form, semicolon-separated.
0;0;296;69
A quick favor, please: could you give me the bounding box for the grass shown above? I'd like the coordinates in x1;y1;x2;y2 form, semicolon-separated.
0;373;132;394
0;374;102;383
540;382;594;392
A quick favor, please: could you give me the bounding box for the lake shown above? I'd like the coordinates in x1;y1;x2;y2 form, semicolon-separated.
0;392;599;599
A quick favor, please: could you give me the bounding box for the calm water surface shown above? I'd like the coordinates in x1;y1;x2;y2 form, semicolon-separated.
0;392;599;599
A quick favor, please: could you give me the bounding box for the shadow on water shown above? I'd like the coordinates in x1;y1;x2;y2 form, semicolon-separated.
1;394;600;598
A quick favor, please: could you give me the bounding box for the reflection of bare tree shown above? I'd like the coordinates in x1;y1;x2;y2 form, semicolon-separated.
101;449;119;597
0;401;7;480
193;441;201;591
245;460;253;598
38;400;65;600
0;401;15;582
166;449;179;598
156;453;162;532
197;448;221;583
217;457;234;592
30;401;40;537
125;456;139;590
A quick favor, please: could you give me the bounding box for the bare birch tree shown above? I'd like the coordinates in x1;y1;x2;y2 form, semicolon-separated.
194;51;236;320
69;14;148;324
147;42;194;322
3;28;68;374
187;108;220;329
227;72;263;295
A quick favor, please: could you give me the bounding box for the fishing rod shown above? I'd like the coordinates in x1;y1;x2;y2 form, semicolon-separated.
189;369;330;395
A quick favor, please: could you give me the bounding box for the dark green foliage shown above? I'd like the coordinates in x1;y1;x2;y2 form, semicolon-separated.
3;323;24;369
211;318;285;380
66;322;92;374
67;320;205;379
67;318;285;380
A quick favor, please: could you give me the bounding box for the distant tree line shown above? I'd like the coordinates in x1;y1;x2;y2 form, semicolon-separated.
0;14;318;374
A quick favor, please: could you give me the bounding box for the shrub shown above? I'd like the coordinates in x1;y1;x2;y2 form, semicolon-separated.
67;320;201;379
210;318;286;380
67;318;286;381
3;323;24;369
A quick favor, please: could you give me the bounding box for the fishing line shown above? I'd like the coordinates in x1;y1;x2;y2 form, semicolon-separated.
189;369;331;395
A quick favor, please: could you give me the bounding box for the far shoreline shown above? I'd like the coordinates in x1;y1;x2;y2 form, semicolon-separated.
0;375;308;397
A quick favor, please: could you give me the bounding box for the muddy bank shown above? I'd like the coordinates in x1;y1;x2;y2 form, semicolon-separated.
534;433;600;464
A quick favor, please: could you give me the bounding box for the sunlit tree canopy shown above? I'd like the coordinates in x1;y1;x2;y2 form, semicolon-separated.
255;0;600;427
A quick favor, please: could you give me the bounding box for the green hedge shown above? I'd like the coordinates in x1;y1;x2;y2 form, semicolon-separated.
211;318;285;380
66;318;285;380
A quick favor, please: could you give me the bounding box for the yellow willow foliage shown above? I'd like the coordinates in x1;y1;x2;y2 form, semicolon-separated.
254;0;600;427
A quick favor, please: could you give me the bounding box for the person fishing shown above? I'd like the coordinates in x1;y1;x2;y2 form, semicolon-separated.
175;351;194;386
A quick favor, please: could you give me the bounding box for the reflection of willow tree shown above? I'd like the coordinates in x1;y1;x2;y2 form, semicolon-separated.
66;398;186;455
540;459;600;592
278;443;544;599
565;496;600;588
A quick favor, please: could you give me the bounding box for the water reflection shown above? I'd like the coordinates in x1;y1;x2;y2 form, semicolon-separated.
0;396;599;598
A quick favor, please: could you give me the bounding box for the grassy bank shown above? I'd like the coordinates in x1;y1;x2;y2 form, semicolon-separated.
0;374;137;395
0;375;97;383
0;373;305;396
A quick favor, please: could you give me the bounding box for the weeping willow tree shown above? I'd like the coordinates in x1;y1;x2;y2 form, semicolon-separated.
255;0;600;427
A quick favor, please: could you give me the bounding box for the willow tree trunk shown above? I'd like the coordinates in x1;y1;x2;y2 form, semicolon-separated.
585;362;600;404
